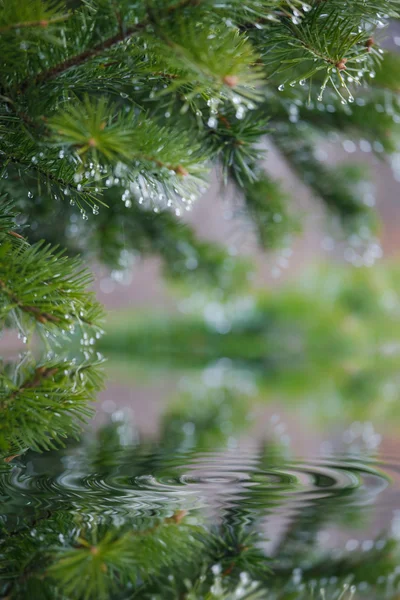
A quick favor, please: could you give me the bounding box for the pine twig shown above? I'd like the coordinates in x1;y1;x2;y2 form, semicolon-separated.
0;278;61;324
6;365;60;402
0;14;69;34
20;0;204;90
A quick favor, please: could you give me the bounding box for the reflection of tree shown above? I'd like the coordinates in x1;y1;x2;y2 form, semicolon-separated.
101;267;400;425
1;413;398;600
3;267;400;598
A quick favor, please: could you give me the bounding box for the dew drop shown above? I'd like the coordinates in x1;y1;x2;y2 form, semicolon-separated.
278;84;285;91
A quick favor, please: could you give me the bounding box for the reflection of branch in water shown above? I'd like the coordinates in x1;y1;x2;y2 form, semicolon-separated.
101;266;400;425
1;417;398;599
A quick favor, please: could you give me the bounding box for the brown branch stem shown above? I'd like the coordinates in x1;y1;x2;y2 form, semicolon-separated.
1;154;86;199
21;23;148;91
0;14;69;34
7;366;60;402
20;0;203;91
0;278;61;324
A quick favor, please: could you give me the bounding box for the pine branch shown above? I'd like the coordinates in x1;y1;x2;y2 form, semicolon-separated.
0;353;104;454
0;277;61;324
20;0;201;91
0;200;104;338
25;22;147;90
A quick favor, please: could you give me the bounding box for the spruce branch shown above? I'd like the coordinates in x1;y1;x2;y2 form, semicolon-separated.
48;96;204;177
0;353;104;454
0;0;398;316
0;277;61;324
19;0;203;91
0;200;104;338
260;4;383;100
0;130;104;212
23;21;147;90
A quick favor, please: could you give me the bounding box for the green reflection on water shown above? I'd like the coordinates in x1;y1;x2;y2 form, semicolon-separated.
2;266;400;599
1;408;399;599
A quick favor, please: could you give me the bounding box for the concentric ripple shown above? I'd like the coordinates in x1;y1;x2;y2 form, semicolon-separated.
1;447;396;535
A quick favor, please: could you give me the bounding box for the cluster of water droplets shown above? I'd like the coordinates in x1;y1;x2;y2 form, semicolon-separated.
290;2;312;25
277;42;383;106
23;149;105;221
206;568;260;599
286;581;357;599
64;153;205;218
16;331;28;344
206;93;256;130
109;162;204;215
206;97;221;129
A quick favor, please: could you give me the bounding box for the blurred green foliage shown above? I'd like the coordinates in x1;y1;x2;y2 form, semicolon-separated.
102;264;400;425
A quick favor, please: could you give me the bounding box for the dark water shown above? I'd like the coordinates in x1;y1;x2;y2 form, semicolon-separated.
2;363;400;599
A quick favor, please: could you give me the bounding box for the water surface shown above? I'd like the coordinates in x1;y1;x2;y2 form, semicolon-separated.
2;363;400;599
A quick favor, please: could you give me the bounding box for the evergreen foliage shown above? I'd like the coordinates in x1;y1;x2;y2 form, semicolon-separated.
1;0;400;285
2;0;399;459
1;2;400;596
0;199;105;457
0;351;104;456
